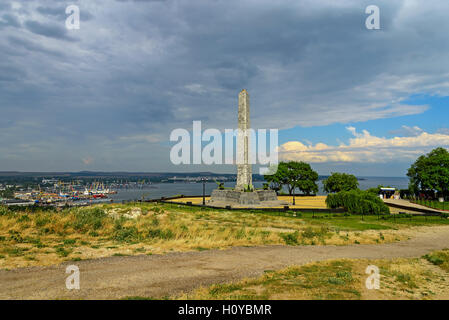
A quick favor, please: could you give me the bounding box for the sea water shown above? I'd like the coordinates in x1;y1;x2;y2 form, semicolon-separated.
108;176;409;202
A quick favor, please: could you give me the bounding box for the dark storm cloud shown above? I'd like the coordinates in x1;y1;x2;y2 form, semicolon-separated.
8;36;66;57
37;5;94;21
0;64;26;82
36;6;68;19
24;20;77;41
1;0;449;171
0;13;21;28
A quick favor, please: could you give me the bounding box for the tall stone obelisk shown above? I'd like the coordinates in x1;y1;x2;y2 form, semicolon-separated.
209;89;285;206
236;89;252;191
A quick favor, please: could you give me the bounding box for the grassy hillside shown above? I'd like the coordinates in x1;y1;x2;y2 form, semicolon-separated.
0;202;448;269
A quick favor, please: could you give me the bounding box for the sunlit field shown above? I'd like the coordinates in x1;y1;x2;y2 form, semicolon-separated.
1;202;448;269
176;249;449;300
170;195;328;209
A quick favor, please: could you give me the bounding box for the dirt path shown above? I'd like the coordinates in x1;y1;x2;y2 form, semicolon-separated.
2;226;449;300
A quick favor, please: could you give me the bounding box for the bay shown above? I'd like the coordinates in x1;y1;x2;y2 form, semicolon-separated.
108;176;409;202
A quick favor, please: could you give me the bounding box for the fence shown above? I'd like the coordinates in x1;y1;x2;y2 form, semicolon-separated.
410;198;449;212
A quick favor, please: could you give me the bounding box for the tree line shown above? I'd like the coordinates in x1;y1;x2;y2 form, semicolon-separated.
264;147;449;199
264;161;359;195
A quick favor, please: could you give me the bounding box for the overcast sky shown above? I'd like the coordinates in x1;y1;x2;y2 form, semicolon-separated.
1;0;449;176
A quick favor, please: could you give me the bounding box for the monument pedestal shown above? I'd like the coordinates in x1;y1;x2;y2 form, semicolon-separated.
209;189;284;206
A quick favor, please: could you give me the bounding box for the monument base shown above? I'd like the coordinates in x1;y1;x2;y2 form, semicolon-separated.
209;189;287;207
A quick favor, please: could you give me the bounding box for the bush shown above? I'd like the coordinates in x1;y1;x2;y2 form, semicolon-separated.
63;239;76;245
9;230;24;243
280;231;299;245
113;226;140;242
424;254;444;266
55;246;71;257
0;206;10;216
17;215;31;222
73;207;107;232
147;228;175;240
326;190;390;215
35;215;51;227
301;226;328;239
301;227;318;239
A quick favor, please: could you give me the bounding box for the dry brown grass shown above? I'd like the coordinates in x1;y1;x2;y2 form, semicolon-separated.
177;254;449;300
0;202;432;269
170;195;328;209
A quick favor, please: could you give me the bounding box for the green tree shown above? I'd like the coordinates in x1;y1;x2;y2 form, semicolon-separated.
322;172;359;193
264;164;286;193
0;188;15;199
407;147;449;197
265;161;318;195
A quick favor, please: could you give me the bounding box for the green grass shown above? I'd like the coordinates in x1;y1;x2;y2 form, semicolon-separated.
179;259;361;300
166;201;449;231
296;211;449;231
5;247;28;257
424;249;449;272
1;201;449;270
55;246;72;257
279;231;299;245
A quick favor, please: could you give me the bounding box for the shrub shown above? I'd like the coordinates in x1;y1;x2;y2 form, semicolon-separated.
0;206;10;216
301;226;328;239
5;247;26;257
280;231;299;245
35;215;51;227
113;226;140;242
9;230;24;243
63;239;76;245
73;207;107;232
326;190;390;215
425;254;444;266
55;246;71;257
17;215;31;222
327;277;345;285
147;228;175;240
301;227;317;239
112;219;140;242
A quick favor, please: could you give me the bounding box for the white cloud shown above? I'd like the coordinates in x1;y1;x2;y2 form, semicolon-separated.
389;125;424;137
278;127;449;163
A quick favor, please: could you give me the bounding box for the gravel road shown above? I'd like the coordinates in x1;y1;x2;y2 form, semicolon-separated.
1;226;449;300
